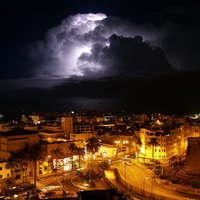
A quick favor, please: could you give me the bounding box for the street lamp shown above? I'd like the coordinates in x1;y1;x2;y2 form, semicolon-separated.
143;176;148;192
124;160;126;188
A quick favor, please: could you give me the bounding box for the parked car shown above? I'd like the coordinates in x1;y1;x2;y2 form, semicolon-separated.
38;193;48;199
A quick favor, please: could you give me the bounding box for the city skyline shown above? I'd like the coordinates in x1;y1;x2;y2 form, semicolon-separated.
1;0;200;118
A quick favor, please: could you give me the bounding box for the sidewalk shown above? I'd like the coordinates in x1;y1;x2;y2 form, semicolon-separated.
156;178;200;197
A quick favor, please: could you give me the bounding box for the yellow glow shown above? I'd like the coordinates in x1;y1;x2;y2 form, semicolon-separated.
105;170;116;179
141;145;145;154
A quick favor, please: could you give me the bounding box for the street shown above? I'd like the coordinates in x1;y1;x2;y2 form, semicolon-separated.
32;158;200;200
115;159;200;200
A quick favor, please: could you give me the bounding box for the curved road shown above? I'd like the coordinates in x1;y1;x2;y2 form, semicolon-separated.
116;160;200;200
35;159;200;200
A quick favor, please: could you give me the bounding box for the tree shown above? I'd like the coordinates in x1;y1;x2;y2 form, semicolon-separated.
68;143;77;153
78;161;108;181
76;147;85;168
68;143;85;169
16;149;30;185
132;133;142;161
26;143;44;187
86;137;101;158
68;143;78;169
50;148;65;170
97;160;110;171
5;155;20;179
96;160;110;178
147;137;159;162
3;177;15;190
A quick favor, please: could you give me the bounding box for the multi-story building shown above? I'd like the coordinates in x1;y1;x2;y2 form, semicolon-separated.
0;130;39;180
70;132;96;141
138;120;200;163
0;161;11;179
61;117;73;135
0;131;39;160
1;111;200;182
73;122;94;134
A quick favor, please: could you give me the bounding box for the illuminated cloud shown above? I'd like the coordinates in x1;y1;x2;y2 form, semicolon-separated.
1;2;200;116
28;13;172;86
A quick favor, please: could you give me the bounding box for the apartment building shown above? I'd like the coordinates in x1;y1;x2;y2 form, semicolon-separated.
0;161;10;179
0;130;39;180
138;121;200;162
61;117;73;135
0;131;39;160
73;122;94;134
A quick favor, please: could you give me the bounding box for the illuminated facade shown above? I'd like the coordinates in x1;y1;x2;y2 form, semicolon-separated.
61;117;73;135
0;161;11;179
0;131;39;180
138;123;200;162
98;143;117;158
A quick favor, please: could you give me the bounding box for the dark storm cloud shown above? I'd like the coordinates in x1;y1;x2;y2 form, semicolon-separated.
78;34;174;77
2;69;200;116
104;34;173;73
1;1;200;117
160;21;200;70
25;13;173;87
152;0;200;70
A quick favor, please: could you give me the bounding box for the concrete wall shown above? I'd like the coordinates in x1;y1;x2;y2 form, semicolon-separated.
114;168;179;200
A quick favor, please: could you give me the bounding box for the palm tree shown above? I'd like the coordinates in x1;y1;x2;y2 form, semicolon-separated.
16;149;30;185
85;137;100;182
68;143;85;169
50;148;65;170
147;137;159;162
26;143;44;187
76;147;85;168
3;177;15;191
86;136;101;159
68;143;77;153
97;160;110;171
132;133;142;161
5;155;19;179
68;143;78;169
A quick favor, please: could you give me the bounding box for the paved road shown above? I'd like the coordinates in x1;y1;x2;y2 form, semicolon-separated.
116;160;200;200
34;159;200;200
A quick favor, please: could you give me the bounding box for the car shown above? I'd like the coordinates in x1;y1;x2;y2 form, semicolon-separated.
128;154;136;159
123;161;132;166
65;191;77;198
38;193;48;199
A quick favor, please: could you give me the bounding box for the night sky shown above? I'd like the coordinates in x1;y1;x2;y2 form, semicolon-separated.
1;0;200;118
